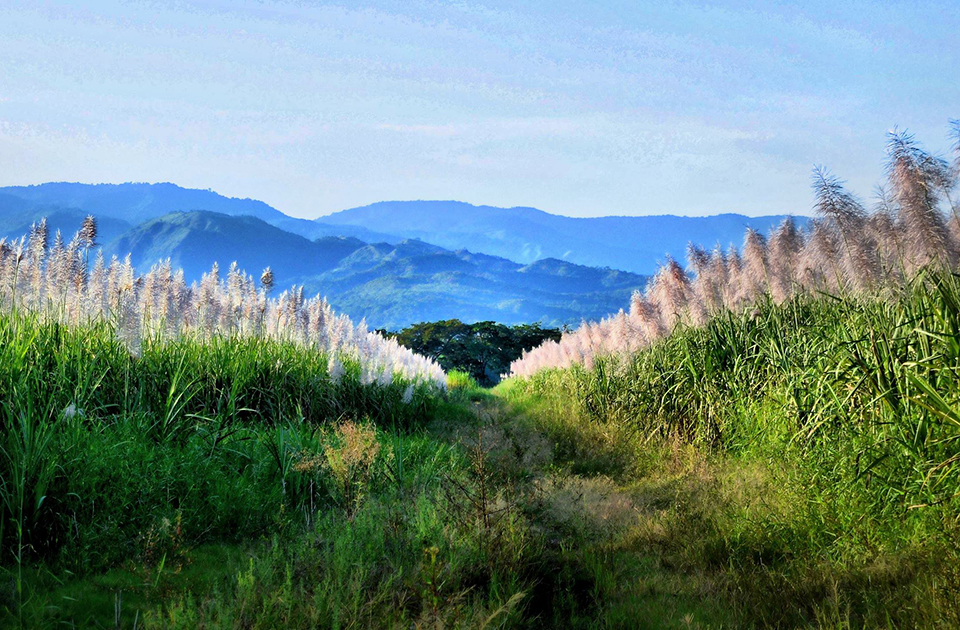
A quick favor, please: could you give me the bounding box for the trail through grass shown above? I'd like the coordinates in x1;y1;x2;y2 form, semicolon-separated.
5;292;960;626
1;377;734;628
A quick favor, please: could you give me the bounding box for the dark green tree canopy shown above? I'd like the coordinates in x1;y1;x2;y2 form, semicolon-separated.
378;319;562;386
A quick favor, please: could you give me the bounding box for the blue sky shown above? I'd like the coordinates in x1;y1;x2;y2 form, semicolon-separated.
0;0;957;219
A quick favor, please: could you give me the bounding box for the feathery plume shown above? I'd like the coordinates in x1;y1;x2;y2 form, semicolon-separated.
769;218;803;302
812;166;878;290
79;215;98;249
742;228;770;301
0;215;446;387
27;218;49;258
886;129;954;271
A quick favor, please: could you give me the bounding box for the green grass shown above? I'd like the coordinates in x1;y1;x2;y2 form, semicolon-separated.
6;274;960;627
501;270;960;627
0;309;453;625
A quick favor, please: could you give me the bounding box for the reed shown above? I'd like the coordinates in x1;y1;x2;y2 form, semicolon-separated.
0;220;445;388
510;123;960;379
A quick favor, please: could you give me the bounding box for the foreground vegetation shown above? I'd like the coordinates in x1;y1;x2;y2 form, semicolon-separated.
511;124;960;377
2;307;677;628
507;270;960;627
0;308;531;627
6;272;960;626
0;215;446;388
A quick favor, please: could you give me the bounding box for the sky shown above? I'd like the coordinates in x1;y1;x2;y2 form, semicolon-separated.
0;1;957;219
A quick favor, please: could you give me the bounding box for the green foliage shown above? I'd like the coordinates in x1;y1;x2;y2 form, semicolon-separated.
501;302;960;626
0;311;547;628
515;272;960;507
383;319;562;386
0;310;436;571
9;273;960;627
447;369;480;390
501;271;960;626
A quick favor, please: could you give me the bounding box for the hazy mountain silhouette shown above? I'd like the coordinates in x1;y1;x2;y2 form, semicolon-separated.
1;184;806;274
0;193;133;245
105;211;362;282
0;202;649;328
0;183;400;244
320;200;806;274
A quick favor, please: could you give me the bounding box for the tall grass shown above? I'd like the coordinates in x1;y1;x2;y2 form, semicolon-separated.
511;124;960;378
0;330;551;626
499;124;960;624
514;270;960;506
501;274;960;626
0;308;438;574
0;211;452;609
0;220;445;387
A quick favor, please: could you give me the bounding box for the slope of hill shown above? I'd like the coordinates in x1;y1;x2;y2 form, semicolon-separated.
0;182;287;226
0;193;132;245
0;183;400;244
1;184;808;275
320;201;807;275
104;211;362;282
305;244;643;329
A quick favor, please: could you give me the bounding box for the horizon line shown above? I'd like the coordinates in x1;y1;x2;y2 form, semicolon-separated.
0;180;818;221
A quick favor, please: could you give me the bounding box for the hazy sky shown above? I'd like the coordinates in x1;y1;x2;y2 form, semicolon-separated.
1;1;957;219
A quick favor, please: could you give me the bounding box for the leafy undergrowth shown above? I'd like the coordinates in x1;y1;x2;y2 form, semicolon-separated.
3;386;731;629
497;272;960;628
502;381;960;627
6;285;960;627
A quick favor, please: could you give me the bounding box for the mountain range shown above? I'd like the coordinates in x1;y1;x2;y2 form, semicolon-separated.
0;182;806;328
321;201;801;275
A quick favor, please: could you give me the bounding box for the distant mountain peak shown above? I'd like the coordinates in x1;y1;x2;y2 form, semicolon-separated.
317;199;808;275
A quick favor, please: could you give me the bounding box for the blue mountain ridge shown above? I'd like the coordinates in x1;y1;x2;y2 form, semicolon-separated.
0;183;809;328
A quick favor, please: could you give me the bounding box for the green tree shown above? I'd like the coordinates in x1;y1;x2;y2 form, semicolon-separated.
379;320;561;386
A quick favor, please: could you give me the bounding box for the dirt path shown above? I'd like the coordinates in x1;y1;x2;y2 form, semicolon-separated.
438;391;738;629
